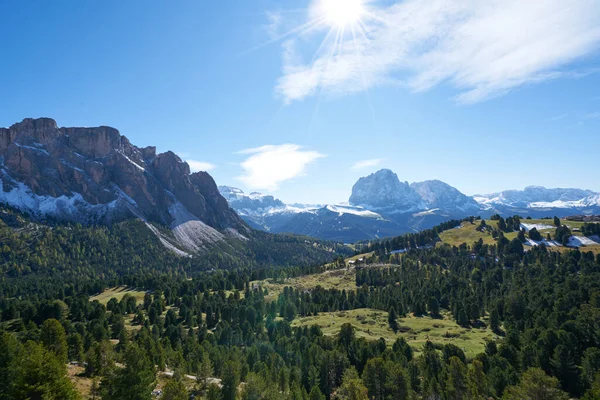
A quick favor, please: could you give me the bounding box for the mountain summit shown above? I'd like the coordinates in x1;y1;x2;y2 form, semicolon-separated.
349;169;424;211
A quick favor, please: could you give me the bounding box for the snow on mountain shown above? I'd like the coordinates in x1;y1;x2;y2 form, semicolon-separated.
219;172;600;243
529;194;600;209
325;204;383;218
475;186;598;208
0;118;248;255
218;186;287;216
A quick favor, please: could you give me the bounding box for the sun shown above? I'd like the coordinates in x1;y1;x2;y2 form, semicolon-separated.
315;0;367;28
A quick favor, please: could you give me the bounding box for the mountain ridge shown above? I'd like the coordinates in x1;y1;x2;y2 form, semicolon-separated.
0;118;248;255
220;169;600;242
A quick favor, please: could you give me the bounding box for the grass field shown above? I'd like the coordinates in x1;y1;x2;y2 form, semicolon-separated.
90;286;147;305
439;220;518;247
291;308;493;357
253;266;358;302
439;219;600;254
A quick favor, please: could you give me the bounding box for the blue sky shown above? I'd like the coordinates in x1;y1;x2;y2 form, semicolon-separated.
1;0;599;204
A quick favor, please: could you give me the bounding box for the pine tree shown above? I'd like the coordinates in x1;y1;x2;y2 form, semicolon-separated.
40;318;68;363
309;386;326;400
445;356;467;400
335;368;369;400
550;345;580;394
11;341;80;400
388;307;398;333
222;360;241;400
503;368;568;400
100;344;156;400
162;377;188;400
489;308;500;333
467;360;487;399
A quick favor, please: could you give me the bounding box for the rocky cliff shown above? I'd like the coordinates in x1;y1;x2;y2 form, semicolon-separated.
0;118;247;253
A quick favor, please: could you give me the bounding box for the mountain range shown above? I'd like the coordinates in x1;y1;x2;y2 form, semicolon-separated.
2;118;598;246
220;170;600;242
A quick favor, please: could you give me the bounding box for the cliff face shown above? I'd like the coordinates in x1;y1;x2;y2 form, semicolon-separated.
349;169;424;212
0;118;247;251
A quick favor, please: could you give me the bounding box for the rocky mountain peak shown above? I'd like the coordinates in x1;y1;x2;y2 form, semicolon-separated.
349;169;422;211
0;118;247;253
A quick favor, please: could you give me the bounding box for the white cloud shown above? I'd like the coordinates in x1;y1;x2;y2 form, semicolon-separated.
236;144;325;190
186;160;216;172
275;0;600;103
265;11;283;38
351;158;383;170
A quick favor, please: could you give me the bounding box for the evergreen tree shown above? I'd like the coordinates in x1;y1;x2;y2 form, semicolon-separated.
428;297;440;317
386;362;410;400
582;347;600;390
388;307;398;333
0;333;20;400
445;356;467;400
335;368;369;400
40;318;68;363
309;386;326;400
489;308;500;333
10;341;80;400
222;360;241;400
528;227;543;241
162;377;189;400
550;345;580;394
362;358;387;400
502;368;568;400
67;333;84;362
467;360;487;400
100;344;156;400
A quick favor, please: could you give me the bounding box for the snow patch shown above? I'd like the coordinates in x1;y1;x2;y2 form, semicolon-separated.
520;223;555;232
59;159;84;173
568;236;599;247
325;204;382;218
0;170;113;217
524;239;559;247
413;208;440;217
14;143;50;156
118;151;145;171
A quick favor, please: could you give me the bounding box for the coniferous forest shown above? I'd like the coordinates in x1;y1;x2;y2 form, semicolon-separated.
0;206;600;399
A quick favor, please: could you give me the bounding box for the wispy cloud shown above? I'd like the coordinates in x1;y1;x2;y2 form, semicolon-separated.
187;160;216;172
236;144;325;190
264;11;283;39
548;113;568;122
351;158;383;170
585;111;600;120
275;0;600;104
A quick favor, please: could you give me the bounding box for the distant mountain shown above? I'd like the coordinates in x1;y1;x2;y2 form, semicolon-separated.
218;186;286;215
221;171;600;243
222;170;487;242
349;169;424;212
411;180;480;213
474;186;597;208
